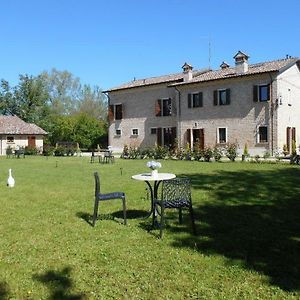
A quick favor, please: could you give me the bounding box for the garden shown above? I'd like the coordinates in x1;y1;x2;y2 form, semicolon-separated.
0;156;300;299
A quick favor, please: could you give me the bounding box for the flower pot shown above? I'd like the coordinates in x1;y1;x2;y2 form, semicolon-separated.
151;169;158;178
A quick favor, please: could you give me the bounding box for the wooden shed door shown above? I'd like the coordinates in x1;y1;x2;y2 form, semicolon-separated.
28;136;36;148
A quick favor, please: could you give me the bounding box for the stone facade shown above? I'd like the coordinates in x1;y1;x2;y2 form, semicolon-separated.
107;53;300;156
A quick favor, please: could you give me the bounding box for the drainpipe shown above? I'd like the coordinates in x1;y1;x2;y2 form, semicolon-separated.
268;73;276;156
102;91;111;147
174;86;182;148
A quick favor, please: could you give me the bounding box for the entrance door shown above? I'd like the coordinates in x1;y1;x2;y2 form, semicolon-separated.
193;129;204;149
28;136;36;148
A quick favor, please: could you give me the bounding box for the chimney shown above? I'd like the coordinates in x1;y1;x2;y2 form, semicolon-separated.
234;51;249;74
182;62;193;82
220;61;230;70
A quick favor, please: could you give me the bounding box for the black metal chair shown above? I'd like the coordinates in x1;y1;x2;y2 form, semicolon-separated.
153;177;196;238
92;172;127;226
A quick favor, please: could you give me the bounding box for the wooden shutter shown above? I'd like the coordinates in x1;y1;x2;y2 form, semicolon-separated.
253;85;258;102
226;89;231;105
287;127;291;152
157;127;162;146
188;93;192;108
155;99;162;116
199;129;204;149
267;84;271;101
171;127;177;147
187;129;191;146
199;92;203;107
108;105;114;121
292;127;296;142
213;90;218;106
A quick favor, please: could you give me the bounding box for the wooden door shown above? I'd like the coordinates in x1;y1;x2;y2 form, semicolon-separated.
28;136;36;148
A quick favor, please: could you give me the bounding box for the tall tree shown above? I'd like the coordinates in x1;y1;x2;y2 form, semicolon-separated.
40;69;81;115
77;84;107;120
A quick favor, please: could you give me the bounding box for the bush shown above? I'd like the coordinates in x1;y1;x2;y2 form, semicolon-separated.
24;146;38;155
225;143;238;162
54;146;66;156
202;146;213;162
213;146;223;162
154;145;169;159
43;145;54;156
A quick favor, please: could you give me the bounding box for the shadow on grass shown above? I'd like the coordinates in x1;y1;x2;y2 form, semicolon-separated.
34;267;86;300
172;167;300;291
0;282;10;299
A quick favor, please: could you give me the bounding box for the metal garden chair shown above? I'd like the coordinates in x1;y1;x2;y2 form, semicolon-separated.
153;177;196;238
92;172;127;226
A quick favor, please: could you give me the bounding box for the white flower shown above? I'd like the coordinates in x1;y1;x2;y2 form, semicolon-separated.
146;160;162;170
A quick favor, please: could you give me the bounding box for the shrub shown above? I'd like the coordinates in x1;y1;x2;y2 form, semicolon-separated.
213;146;223;162
243;143;249;157
202;146;213;162
225;143;238;162
154;145;169;159
263;151;271;160
25;146;38;155
121;144;129;159
54;146;66;156
43;145;54;156
128;146;140;159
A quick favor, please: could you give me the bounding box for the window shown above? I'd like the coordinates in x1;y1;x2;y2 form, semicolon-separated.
132;128;139;136
253;84;270;102
188;92;203;108
155;98;172;117
217;128;227;143
109;104;123;121
115;104;123;120
258;126;268;143
150;128;157;134
7;136;14;143
115;129;121;136
214;89;231;106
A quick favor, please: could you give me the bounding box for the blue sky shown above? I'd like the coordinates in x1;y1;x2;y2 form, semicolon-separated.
1;0;300;90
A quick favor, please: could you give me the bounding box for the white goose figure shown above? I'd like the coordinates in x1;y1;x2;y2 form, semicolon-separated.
7;168;15;187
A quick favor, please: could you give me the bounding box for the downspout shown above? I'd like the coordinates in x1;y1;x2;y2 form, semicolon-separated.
102;91;111;147
174;86;182;149
268;73;276;156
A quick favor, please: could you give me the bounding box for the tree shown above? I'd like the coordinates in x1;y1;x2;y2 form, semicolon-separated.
40;69;81;115
77;84;107;120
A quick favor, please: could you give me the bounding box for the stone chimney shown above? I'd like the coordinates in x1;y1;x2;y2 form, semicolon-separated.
234;51;249;73
182;62;193;82
220;61;230;69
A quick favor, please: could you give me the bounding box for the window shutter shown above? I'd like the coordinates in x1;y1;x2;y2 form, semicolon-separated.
157;127;162;146
253;85;258;102
199;92;203;107
213;90;218;105
108;105;114;121
267;84;271;101
187;129;191;146
292;127;296;142
287;127;291;152
155;99;162;116
226;89;231;105
188;93;192;108
171;127;177;147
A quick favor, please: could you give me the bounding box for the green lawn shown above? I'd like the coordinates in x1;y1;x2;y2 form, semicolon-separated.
0;156;300;299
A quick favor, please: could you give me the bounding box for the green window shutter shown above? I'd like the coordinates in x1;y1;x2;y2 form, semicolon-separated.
213;90;218;105
226;89;231;105
199;92;203;107
188;94;192;108
253;85;258;102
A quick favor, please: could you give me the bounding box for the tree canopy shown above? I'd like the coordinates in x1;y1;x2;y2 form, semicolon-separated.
0;70;108;149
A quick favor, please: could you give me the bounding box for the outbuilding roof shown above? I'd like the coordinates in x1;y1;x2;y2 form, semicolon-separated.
0;115;47;135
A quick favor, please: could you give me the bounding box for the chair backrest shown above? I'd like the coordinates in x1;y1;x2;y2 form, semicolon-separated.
94;172;101;196
162;177;192;203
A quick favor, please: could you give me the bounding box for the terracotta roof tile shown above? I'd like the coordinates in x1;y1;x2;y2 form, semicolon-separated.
0;115;47;135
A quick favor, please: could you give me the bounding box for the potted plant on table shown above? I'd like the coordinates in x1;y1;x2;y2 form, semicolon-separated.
147;161;162;178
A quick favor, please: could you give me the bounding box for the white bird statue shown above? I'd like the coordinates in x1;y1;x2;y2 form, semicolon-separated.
7;169;15;188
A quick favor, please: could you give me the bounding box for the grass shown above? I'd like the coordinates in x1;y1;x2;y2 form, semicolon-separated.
0;156;300;299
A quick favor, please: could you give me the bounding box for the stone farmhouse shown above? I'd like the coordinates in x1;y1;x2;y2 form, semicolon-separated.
105;51;300;156
0;115;47;155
